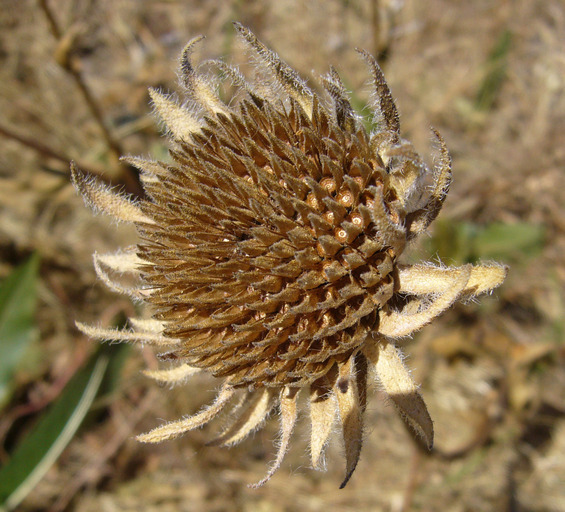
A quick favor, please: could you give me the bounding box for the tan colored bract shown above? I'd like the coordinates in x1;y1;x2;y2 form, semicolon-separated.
72;23;507;488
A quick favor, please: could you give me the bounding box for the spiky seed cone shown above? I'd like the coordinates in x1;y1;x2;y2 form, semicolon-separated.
72;23;507;488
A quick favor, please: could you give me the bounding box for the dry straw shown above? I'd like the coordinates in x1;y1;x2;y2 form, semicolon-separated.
72;23;507;488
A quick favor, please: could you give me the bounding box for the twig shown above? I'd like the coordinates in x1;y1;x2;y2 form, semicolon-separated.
38;0;122;160
0;122;108;180
37;0;142;195
38;0;61;38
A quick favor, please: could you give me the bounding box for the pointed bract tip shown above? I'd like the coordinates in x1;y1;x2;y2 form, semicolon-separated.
180;35;206;79
339;470;355;489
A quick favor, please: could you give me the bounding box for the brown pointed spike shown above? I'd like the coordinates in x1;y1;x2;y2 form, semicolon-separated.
354;352;369;413
335;359;363;488
317;235;342;258
180;35;206;86
179;36;227;115
356;48;400;137
233;22;313;115
321;66;356;131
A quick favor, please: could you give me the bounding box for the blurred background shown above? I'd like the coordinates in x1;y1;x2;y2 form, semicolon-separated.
0;1;564;511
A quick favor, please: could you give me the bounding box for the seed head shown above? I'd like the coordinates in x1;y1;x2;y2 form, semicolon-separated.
72;23;507;488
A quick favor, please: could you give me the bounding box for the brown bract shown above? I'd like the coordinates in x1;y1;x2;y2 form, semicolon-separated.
72;23;507;488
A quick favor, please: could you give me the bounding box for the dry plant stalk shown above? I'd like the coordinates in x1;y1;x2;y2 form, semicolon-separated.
72;23;507;488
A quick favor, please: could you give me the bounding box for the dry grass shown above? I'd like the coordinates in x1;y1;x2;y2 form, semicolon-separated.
0;0;564;511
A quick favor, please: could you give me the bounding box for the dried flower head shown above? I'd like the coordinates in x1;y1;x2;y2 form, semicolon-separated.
72;23;507;488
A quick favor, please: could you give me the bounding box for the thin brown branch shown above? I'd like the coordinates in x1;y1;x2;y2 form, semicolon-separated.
38;0;61;38
37;0;142;194
38;0;121;160
68;66;124;162
0;122;106;179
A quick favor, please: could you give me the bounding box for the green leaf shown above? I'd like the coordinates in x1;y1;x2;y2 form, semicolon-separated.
0;254;40;408
427;220;545;264
473;222;545;261
0;349;110;511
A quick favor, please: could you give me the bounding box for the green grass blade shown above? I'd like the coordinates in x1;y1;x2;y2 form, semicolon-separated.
473;222;545;262
475;29;512;111
0;351;109;511
427;220;545;264
0;254;40;408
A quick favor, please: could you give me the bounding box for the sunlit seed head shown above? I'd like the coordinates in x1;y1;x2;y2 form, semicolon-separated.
72;23;507;489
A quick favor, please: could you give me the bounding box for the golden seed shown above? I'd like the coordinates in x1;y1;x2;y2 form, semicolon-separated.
320;177;336;193
337;190;353;207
